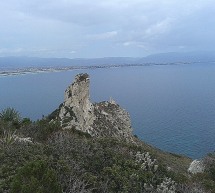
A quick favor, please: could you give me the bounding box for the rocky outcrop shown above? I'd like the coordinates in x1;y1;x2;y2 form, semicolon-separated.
188;160;205;174
93;101;132;139
51;73;133;140
58;73;95;134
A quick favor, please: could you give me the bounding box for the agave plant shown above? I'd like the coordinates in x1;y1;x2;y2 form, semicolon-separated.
0;107;21;123
0;108;22;130
0;129;17;146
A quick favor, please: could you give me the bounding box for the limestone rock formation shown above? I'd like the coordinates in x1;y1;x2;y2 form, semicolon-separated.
59;73;95;134
51;73;133;140
188;160;205;174
93;101;132;139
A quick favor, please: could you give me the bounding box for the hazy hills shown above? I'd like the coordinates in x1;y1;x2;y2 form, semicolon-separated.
0;51;215;70
138;51;215;63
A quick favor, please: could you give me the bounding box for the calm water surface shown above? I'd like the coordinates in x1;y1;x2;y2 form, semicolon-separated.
1;64;215;159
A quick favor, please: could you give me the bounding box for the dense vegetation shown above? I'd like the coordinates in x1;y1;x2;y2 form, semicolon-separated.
0;108;215;193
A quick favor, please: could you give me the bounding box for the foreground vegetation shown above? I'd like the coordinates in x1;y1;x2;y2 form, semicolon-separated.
0;108;215;193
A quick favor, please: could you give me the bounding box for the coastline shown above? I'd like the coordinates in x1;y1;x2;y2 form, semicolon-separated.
0;61;201;77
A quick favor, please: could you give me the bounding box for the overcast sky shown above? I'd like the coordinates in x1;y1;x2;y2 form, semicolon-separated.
0;0;214;58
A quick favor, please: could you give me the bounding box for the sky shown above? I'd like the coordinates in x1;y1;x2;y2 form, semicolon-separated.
0;0;215;58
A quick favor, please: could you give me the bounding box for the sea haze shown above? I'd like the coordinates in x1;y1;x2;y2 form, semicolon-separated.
0;63;215;159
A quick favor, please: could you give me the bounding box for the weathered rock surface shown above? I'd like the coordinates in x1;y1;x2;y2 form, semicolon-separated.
50;73;133;140
188;160;205;174
58;73;95;134
93;101;132;139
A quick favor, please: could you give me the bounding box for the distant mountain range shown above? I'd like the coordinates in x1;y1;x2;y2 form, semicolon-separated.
138;51;215;63
0;51;215;69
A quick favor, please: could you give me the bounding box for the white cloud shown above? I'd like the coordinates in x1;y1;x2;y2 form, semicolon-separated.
0;48;24;55
70;51;76;54
123;42;134;47
86;31;118;40
144;18;173;38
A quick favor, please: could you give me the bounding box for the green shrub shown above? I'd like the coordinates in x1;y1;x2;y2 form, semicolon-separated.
20;119;61;142
35;119;61;141
11;160;61;193
21;118;32;126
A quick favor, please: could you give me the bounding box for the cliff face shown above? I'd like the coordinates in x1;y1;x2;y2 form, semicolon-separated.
59;73;95;134
53;73;132;140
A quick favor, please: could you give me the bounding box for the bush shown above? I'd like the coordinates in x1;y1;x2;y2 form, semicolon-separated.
19;119;61;142
10;160;61;193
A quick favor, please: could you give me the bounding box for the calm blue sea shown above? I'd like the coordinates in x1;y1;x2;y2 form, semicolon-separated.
1;63;215;159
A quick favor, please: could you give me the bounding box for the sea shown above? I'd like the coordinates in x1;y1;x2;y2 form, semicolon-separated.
1;63;215;159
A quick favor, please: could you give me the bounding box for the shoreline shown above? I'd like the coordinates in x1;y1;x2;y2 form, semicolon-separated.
0;61;203;77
